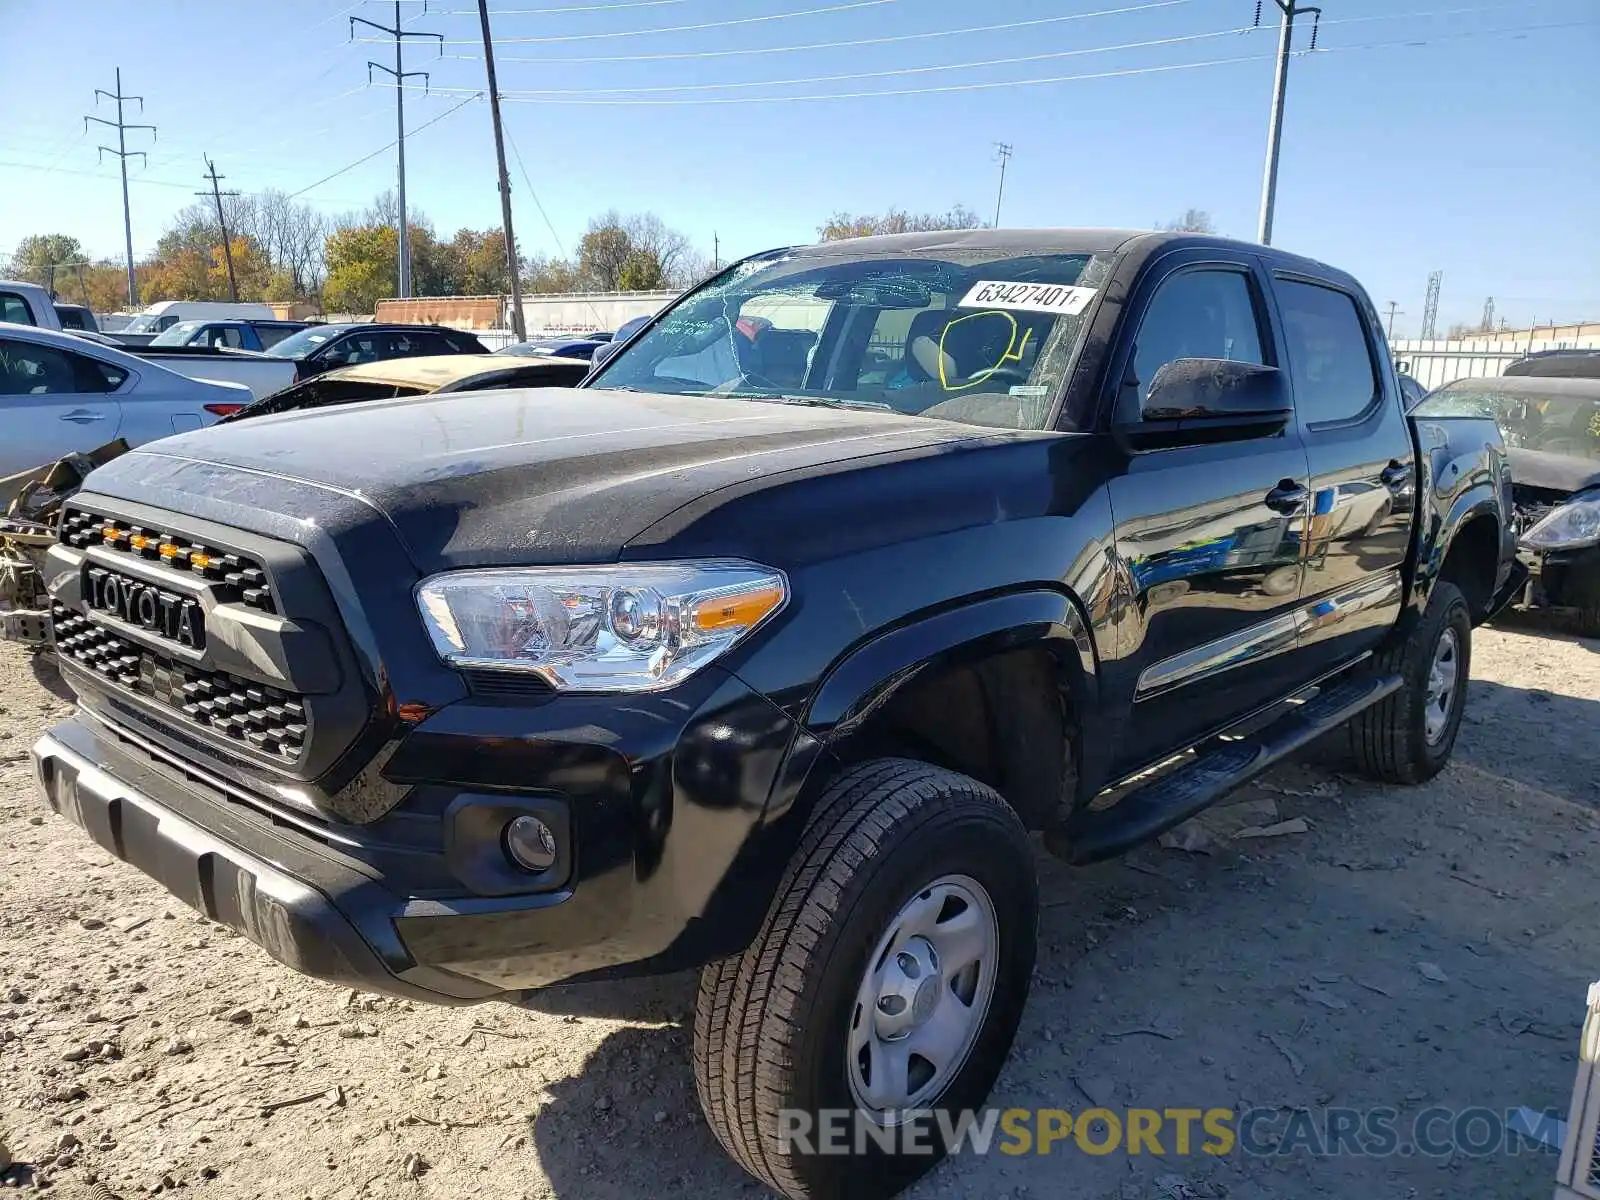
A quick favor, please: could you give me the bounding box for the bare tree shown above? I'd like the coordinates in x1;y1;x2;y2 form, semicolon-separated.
818;205;983;241
1161;208;1218;234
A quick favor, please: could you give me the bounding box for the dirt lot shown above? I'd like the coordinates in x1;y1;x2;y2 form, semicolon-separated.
1;617;1597;1200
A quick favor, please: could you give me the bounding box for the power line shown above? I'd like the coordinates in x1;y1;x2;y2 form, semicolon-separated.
451;0;1192;62
447;0;1523;68
439;0;690;13
419;17;1594;106
466;25;1266;96
502;124;608;328
371;0;904;46
85;68;155;308
286;92;482;200
350;1;444;299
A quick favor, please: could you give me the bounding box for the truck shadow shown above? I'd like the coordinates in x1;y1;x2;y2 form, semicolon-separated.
526;674;1597;1199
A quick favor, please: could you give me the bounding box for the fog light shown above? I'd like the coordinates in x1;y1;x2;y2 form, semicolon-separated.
503;815;558;872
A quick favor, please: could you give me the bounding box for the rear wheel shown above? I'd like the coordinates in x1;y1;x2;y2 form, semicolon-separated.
693;759;1037;1200
1349;580;1472;784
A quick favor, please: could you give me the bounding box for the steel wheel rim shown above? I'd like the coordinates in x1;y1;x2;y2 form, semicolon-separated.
847;873;999;1123
1424;625;1460;745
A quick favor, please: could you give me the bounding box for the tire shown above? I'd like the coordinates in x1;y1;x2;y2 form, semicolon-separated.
692;759;1037;1200
1349;580;1472;784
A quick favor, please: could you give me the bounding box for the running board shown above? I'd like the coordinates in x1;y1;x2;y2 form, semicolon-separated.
1050;672;1402;865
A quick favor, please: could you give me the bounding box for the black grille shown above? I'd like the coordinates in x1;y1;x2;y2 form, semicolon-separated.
59;508;275;614
53;605;306;761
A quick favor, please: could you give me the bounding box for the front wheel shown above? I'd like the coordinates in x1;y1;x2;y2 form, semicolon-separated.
693;759;1037;1200
1349;580;1472;784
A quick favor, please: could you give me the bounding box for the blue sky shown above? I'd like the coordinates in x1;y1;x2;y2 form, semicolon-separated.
2;0;1595;335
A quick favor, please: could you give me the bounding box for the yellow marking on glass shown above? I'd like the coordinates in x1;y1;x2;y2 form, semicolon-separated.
936;310;1031;391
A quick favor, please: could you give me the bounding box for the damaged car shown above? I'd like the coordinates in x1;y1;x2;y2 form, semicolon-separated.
1416;375;1600;634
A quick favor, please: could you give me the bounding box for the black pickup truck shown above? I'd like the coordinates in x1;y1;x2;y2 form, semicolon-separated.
32;230;1520;1199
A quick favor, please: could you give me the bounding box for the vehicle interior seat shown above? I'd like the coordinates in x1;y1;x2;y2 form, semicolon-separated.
747;329;817;389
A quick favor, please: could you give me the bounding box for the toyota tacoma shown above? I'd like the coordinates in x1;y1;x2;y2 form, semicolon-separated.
32;230;1521;1199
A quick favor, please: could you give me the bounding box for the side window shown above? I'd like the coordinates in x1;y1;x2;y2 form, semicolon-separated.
1277;279;1380;425
1131;269;1266;409
253;325;297;350
0;292;35;325
0;339;82;395
70;352;127;393
156;315;180;331
385;331;422;357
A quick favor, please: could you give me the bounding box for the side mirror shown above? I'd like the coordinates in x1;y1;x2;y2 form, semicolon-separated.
588;340;622;372
1117;358;1292;451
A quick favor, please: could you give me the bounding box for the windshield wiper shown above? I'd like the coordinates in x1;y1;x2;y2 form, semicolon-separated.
721;392;896;412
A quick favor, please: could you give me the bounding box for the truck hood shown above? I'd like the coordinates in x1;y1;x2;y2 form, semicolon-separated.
84;387;982;571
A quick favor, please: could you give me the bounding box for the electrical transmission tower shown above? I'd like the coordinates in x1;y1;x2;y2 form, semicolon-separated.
85;68;156;308
993;143;1014;228
1254;0;1322;246
198;156;242;303
1480;296;1495;333
351;1;443;299
1420;271;1442;340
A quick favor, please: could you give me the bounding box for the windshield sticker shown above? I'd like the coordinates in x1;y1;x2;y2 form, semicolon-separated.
957;281;1096;316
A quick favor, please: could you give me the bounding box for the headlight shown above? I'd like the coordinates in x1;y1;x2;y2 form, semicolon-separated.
1522;495;1600;551
415;560;787;692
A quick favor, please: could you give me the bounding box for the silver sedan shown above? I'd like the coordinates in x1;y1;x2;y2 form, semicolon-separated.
0;322;252;477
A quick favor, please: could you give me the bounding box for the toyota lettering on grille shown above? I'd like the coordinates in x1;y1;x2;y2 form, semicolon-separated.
84;567;206;651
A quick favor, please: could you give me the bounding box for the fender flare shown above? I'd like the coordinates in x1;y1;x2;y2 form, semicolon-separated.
760;587;1100;833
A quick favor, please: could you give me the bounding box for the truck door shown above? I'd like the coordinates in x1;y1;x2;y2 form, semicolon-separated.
1271;274;1414;675
1104;257;1311;773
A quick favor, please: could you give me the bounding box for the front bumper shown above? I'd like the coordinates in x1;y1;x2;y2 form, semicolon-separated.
34;666;807;1004
1515;542;1600;616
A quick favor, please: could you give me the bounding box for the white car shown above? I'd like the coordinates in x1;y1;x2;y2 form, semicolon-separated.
0;322;252;477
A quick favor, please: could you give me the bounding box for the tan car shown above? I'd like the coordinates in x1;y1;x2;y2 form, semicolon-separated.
224;352;592;422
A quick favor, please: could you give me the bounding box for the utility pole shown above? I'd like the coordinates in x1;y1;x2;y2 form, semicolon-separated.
713;233;720;272
993;142;1014;228
86;68;156;308
351;2;443;299
1255;0;1321;245
198;155;242;303
475;0;526;341
1383;301;1402;342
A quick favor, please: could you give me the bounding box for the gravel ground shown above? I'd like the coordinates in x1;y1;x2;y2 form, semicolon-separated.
1;615;1597;1200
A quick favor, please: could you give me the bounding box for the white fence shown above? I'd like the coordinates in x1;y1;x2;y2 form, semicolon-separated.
1391;335;1600;390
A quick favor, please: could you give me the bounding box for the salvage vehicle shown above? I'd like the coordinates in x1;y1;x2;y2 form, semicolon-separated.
260;322;489;381
1417;374;1600;634
30;229;1521;1199
148;318;312;352
0;287;298;399
0;352;589;653
0;324;250;477
112;300;278;346
217;352;591;421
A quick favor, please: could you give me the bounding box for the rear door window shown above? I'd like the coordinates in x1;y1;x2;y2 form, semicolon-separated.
0;292;35;325
1277;280;1381;425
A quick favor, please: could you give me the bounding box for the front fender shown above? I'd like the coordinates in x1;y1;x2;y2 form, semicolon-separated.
804;587;1097;738
1410;416;1515;614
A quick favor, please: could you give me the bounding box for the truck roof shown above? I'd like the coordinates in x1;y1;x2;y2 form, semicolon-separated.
780;228;1360;292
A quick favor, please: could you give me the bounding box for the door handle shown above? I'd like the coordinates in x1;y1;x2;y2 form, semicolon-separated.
1264;480;1309;514
60;409;107;424
1380;461;1414;490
